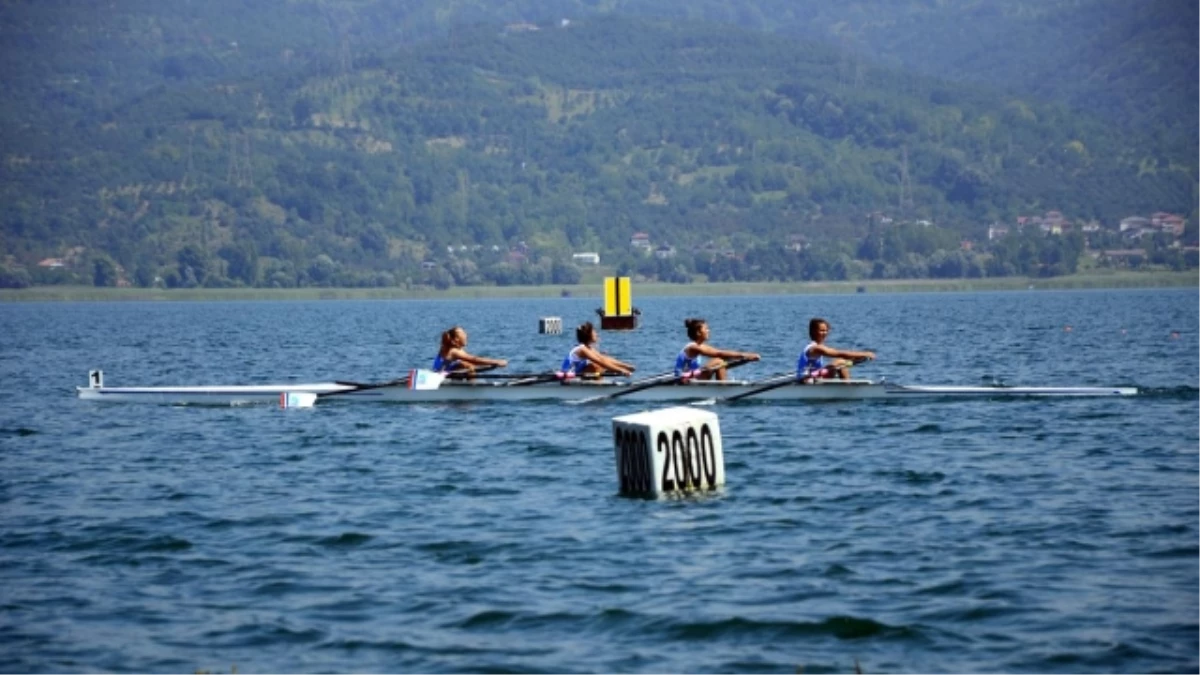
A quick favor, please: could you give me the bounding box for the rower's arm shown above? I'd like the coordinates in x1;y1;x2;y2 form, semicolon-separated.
695;343;760;361
811;344;875;361
581;346;633;375
455;349;508;368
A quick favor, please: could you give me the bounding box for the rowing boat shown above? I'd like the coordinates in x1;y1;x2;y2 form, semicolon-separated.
75;372;1137;405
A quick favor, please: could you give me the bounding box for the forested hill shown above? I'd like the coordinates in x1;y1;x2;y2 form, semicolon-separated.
1;11;1196;289
781;0;1198;143
650;0;1198;142
4;0;1194;140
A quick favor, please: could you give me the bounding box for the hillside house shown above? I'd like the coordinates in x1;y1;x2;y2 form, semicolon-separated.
1119;214;1186;239
1099;249;1146;266
630;232;651;250
866;211;893;226
572;252;600;265
1120;216;1149;232
653;245;676;259
1040;211;1067;234
988;224;1009;241
1160;214;1186;236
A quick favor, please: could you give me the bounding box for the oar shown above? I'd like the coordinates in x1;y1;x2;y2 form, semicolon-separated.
447;370;631;382
503;369;642;387
445;364;502;379
444;372;549;380
504;371;568;387
284;375;416;408
567;358;751;405
692;372;797;406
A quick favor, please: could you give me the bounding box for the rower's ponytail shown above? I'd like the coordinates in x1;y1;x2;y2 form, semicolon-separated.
576;321;596;344
440;327;461;351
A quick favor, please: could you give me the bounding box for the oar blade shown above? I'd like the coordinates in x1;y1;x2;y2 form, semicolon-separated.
565;392;606;406
280;391;318;408
407;369;447;390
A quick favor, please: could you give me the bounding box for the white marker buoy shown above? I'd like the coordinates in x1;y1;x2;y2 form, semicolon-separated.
611;407;725;497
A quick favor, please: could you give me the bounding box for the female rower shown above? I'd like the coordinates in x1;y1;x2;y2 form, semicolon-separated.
433;326;508;376
797;317;875;382
560;321;636;379
675;318;760;381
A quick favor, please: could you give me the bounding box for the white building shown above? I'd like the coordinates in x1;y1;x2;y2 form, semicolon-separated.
572;252;600;265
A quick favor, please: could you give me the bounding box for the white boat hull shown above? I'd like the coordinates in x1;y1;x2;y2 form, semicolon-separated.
76;378;1138;405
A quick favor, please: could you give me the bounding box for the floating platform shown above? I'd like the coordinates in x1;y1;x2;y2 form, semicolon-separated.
597;276;639;330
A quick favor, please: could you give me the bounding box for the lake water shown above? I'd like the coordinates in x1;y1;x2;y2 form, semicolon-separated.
1;289;1196;673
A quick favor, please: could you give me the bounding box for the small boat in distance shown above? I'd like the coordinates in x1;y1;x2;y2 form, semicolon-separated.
76;371;1138;406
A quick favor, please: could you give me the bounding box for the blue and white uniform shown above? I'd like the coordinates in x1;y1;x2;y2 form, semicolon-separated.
432;353;460;372
796;342;825;377
560;344;590;376
674;344;702;376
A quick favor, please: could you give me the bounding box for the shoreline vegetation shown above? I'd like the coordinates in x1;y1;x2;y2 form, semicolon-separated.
1;271;1195;302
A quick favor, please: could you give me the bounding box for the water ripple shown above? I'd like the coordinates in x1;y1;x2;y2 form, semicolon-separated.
0;290;1196;673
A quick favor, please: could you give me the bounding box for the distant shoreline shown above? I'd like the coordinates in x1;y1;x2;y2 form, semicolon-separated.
1;271;1195;302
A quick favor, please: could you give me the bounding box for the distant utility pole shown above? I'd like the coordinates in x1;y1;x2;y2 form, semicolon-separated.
227;131;254;188
899;144;913;212
457;169;470;225
320;1;352;73
181;127;196;190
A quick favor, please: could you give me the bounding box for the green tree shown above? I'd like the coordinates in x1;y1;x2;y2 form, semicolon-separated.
176;245;209;285
219;242;259;286
92;255;119;287
551;260;582;285
0;265;32;289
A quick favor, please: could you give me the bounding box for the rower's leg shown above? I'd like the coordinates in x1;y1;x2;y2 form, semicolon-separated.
707;357;727;381
581;363;605;380
830;359;850;380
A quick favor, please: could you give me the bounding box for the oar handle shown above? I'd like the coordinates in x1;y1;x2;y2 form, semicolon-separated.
445;364;502;379
461;370;632;380
571;358;754;405
685;356;751;380
721;373;797;403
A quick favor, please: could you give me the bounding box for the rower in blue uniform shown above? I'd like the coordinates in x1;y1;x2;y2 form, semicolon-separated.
797;318;875;382
674;318;759;381
560;321;635;379
434;326;508;378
